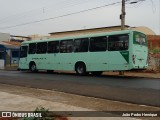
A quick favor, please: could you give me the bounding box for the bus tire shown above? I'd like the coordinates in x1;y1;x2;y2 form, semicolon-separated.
75;63;88;75
91;71;103;76
30;62;37;73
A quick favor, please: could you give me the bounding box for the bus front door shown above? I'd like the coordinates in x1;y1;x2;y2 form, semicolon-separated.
19;46;28;70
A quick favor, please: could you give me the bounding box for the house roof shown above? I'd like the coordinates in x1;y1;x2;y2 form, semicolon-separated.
49;25;130;34
0;42;19;50
49;25;156;36
3;41;21;46
10;35;31;39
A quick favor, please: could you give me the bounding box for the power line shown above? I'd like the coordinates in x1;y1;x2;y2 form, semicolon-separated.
159;1;160;35
0;0;99;24
0;0;146;30
149;0;156;13
126;0;146;8
0;1;123;30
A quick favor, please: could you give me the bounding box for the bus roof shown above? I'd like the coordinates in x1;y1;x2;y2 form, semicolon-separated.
22;30;144;44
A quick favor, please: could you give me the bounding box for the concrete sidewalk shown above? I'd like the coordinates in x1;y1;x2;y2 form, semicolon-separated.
0;92;139;120
0;84;159;120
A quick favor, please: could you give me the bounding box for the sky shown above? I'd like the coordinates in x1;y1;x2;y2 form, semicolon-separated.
0;0;159;36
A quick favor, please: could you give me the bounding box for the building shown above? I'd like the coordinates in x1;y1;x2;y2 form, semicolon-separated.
49;25;159;49
10;35;31;42
0;33;26;69
28;34;50;40
0;42;19;69
0;33;10;42
49;25;156;37
147;35;160;49
49;25;131;38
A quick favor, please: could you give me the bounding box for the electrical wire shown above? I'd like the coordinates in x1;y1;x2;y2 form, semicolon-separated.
0;1;122;30
0;0;99;24
159;0;160;34
0;0;147;30
149;0;156;13
0;0;134;25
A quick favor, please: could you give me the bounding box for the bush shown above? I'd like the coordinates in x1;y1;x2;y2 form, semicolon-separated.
150;48;160;54
20;106;55;120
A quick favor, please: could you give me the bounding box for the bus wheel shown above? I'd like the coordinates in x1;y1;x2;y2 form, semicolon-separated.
91;71;103;76
75;63;88;75
30;63;37;72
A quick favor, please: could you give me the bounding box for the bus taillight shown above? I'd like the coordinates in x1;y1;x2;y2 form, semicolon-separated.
132;54;135;64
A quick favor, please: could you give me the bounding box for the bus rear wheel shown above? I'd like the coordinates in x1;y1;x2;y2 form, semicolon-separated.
91;71;103;76
30;63;37;73
75;63;88;75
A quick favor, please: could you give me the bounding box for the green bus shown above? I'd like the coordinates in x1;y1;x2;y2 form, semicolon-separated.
19;30;148;75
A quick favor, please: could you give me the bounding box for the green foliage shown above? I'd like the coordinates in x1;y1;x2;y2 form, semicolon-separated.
20;106;55;120
149;48;160;54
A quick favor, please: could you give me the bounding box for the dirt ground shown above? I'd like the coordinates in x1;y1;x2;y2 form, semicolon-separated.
103;71;160;79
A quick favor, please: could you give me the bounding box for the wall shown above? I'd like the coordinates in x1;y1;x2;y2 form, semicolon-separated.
0;60;4;69
147;35;160;49
0;44;20;69
148;54;160;71
49;26;156;39
28;34;50;40
49;26;127;38
0;33;10;42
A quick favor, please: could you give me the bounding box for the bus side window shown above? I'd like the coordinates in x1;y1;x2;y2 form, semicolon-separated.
60;40;73;53
74;38;89;52
89;36;107;52
28;43;37;54
67;40;73;53
108;34;129;51
48;41;59;53
20;46;28;58
37;42;47;54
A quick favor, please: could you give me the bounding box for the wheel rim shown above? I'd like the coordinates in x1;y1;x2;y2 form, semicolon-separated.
77;65;84;74
31;64;36;71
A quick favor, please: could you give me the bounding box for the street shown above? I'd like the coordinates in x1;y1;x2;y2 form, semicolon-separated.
0;70;160;107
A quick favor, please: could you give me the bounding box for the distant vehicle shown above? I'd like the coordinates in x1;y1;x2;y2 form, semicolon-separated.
19;30;148;75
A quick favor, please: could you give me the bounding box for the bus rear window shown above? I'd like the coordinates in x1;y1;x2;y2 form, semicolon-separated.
108;34;129;51
134;32;147;46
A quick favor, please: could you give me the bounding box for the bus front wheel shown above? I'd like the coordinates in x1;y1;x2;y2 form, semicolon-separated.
75;63;88;75
30;63;37;73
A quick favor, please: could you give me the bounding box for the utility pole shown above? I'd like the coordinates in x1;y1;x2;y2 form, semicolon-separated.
119;0;125;75
121;0;126;30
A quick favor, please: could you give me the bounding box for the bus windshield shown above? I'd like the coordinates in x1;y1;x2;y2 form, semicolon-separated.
133;32;147;46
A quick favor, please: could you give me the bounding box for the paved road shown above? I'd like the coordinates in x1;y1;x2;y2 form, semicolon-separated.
0;70;160;107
